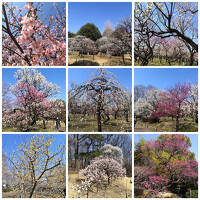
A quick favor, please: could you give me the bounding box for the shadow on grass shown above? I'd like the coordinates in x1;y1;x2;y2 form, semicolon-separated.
179;122;198;132
104;122;118;126
69;123;91;129
69;60;100;66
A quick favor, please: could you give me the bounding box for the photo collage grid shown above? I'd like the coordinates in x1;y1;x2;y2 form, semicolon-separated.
1;0;199;199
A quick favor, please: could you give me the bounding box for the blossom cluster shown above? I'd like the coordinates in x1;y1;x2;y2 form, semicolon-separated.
3;2;66;66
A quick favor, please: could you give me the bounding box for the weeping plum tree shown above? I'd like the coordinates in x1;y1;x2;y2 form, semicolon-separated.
69;69;129;132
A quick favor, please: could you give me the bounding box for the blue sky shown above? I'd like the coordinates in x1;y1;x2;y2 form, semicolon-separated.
134;134;198;161
134;68;198;90
136;2;198;43
2;134;66;164
7;2;66;24
3;68;66;101
68;68;132;91
68;2;132;34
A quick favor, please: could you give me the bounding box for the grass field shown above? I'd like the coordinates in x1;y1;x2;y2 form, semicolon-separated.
69;52;132;66
69;114;132;132
134;117;197;132
3;120;66;132
2;190;64;198
134;58;186;66
69;172;132;198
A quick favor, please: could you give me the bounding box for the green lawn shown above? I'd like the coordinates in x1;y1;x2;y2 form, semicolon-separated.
69;114;132;132
3;120;66;132
134;58;186;66
134;117;197;132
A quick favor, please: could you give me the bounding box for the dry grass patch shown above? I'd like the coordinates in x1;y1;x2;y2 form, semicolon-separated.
68;172;132;198
69;115;132;132
3;120;66;132
69;52;132;66
134;117;197;132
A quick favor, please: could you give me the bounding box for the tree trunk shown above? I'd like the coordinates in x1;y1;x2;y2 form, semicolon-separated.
189;53;194;66
126;113;129;122
122;54;125;64
29;182;37;198
124;110;129;122
43;120;46;129
30;118;36;126
142;57;149;66
176;114;179;132
103;114;110;124
108;177;111;185
97;105;102;132
74;134;79;169
114;110;119;119
195;111;198;123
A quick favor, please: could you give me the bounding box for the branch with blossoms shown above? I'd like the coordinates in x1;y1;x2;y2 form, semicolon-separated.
2;2;66;66
69;69;130;132
134;134;198;197
2;69;66;132
134;2;198;66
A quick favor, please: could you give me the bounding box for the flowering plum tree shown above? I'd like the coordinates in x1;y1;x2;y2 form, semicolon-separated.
134;2;198;66
69;17;132;66
69;35;97;59
72;144;126;197
134;82;197;131
187;84;198;123
41;99;66;129
142;134;194;165
166;160;198;191
154;83;191;131
80;158;126;186
2;69;66;131
96;36;115;56
6;135;65;198
134;134;198;196
100;144;123;164
109;18;132;64
135;166;168;194
2;2;66;66
134;89;162;120
69;69;130;132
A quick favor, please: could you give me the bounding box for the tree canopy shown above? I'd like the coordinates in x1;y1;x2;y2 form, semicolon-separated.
77;23;101;41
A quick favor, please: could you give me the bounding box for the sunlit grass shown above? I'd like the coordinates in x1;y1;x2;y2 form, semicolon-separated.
68;172;132;198
69;52;132;66
3;120;66;132
69;114;132;132
134;58;190;66
134;117;197;132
